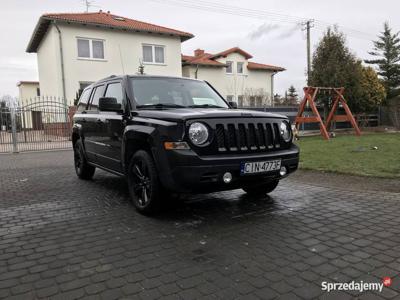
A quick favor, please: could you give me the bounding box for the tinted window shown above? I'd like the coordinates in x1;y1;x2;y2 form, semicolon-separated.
89;85;105;110
105;82;123;104
77;88;91;112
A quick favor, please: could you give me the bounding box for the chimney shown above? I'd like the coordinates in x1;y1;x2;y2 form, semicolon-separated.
194;49;205;57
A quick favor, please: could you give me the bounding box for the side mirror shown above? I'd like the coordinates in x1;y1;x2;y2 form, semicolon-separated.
229;101;238;109
99;97;122;112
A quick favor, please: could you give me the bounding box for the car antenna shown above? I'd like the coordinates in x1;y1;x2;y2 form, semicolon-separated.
118;44;125;74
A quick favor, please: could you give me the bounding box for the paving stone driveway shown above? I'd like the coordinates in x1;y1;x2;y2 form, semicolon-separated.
0;151;399;300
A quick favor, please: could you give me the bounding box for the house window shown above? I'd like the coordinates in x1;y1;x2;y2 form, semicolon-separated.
226;61;233;74
142;44;165;64
79;82;93;91
36;88;40;97
237;62;244;74
92;40;104;59
77;38;105;59
226;95;234;101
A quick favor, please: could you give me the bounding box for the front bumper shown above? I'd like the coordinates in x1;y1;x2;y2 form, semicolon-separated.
156;144;299;193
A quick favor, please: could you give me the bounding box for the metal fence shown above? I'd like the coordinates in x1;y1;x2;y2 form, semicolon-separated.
0;99;386;154
0;96;73;153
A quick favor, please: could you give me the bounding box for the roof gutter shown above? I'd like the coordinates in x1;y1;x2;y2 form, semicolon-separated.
53;21;67;106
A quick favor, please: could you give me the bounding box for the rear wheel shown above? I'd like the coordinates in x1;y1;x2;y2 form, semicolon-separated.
242;180;279;196
127;150;162;214
74;140;95;180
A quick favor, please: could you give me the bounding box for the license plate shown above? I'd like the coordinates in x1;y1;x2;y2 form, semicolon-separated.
240;159;281;175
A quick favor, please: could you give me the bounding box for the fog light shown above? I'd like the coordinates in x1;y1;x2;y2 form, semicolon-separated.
279;166;287;177
223;172;232;183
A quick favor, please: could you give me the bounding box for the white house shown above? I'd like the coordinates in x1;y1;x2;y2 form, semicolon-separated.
26;11;194;105
182;47;285;107
17;81;40;104
24;11;284;108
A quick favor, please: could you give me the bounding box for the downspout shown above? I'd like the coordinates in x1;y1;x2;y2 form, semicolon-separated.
270;71;277;109
194;64;199;79
53;21;67;108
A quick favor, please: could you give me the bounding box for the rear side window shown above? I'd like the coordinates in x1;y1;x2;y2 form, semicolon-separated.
77;88;91;112
89;85;105;110
105;82;124;105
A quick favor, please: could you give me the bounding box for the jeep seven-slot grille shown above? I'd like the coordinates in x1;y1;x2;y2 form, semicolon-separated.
215;122;281;152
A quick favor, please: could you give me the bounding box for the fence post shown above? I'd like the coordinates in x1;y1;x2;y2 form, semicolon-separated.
10;107;18;153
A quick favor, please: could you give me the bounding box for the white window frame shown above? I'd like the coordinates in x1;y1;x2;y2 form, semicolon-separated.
142;44;166;65
76;37;106;61
226;61;233;74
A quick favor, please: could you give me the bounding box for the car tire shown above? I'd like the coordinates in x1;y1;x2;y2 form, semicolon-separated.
127;150;162;214
74;139;95;180
242;180;279;195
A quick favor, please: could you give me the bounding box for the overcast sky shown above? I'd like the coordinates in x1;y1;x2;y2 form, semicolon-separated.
1;0;399;97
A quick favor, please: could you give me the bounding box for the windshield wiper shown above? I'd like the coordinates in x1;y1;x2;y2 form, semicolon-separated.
136;103;186;109
188;104;225;108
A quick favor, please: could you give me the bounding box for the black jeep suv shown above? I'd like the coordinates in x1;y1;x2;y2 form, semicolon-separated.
72;75;299;213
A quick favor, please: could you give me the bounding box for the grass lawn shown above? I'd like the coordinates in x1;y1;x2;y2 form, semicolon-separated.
296;132;400;178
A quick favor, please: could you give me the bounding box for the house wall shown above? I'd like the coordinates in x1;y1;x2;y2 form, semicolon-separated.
37;23;183;105
17;82;40;129
37;26;62;99
182;52;274;106
18;83;40;104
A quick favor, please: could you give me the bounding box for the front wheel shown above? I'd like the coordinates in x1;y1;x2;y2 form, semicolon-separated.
74;140;95;180
242;180;279;196
127;150;162;214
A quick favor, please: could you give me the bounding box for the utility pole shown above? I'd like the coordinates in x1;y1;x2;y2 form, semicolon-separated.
302;20;314;85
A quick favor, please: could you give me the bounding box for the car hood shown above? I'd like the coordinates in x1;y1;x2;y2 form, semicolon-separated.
133;108;287;122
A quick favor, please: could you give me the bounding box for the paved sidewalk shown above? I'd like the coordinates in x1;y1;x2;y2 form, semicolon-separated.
0;151;399;299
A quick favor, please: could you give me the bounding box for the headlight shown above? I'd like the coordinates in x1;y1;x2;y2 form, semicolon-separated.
280;121;292;142
188;122;209;145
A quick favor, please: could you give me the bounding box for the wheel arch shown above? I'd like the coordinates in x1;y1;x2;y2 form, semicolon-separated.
122;125;157;174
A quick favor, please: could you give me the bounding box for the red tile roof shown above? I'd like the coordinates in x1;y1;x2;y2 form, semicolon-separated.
182;54;227;67
27;11;194;52
182;48;285;72
210;47;253;59
247;62;285;72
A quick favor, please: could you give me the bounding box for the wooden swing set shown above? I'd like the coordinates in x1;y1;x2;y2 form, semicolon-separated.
295;87;361;140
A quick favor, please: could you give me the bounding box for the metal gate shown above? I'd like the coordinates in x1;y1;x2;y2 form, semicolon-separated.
0;97;73;153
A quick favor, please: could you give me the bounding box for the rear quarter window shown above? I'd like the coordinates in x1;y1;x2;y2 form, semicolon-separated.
77;88;92;112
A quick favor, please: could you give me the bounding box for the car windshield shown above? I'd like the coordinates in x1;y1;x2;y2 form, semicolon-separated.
130;77;229;109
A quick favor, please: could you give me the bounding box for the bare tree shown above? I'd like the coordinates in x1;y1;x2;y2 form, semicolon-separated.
0;95;15;107
243;88;270;107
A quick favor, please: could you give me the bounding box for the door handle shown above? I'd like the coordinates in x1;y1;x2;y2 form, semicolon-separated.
96;119;103;123
81;118;87;123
